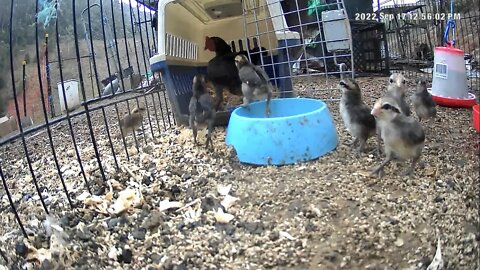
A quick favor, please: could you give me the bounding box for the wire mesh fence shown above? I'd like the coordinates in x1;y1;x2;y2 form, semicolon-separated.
0;0;174;260
374;0;479;96
242;0;356;102
0;0;478;265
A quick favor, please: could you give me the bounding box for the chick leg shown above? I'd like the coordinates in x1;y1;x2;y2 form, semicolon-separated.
132;129;140;150
241;84;253;111
375;128;382;157
403;154;421;176
366;133;379;155
205;118;214;151
265;90;272;117
371;152;393;178
214;84;224;111
357;137;368;155
189;114;198;145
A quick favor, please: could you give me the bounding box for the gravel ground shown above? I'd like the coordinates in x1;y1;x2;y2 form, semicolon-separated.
0;75;479;270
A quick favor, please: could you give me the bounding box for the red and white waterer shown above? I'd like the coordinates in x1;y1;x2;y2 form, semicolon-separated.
430;45;476;107
429;5;476;108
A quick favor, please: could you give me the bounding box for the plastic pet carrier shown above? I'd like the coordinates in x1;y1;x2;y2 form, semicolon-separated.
149;0;354;126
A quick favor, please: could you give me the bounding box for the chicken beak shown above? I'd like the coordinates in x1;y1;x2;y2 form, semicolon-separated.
371;105;381;116
338;81;347;92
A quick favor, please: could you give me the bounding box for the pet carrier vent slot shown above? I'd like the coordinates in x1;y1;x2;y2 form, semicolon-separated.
165;33;198;61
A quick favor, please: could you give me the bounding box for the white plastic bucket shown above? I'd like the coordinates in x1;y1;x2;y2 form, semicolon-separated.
57;79;80;112
431;46;468;99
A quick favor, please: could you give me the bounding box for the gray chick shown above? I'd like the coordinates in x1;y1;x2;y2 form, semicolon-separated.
338;78;377;154
386;73;411;116
118;106;146;139
411;77;437;123
370;96;425;178
189;74;216;150
234;54;273;117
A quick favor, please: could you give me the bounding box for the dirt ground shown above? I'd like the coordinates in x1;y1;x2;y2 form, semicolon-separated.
0;75;478;269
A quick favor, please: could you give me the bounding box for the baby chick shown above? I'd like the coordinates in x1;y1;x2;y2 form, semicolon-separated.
338;78;377;154
234;54;273;117
386;73;411;116
370;96;425;178
189;74;216;150
118;106;146;138
411;77;437;123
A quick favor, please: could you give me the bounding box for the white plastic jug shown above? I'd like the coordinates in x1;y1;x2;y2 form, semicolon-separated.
431;46;468;99
57;79;80;112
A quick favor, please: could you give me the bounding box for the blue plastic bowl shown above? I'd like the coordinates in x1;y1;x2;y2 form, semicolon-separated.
225;98;339;165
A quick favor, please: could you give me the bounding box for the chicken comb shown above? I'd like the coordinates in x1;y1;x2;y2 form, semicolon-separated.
204;36;214;51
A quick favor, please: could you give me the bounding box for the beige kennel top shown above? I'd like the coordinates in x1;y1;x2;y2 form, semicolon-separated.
152;0;300;65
